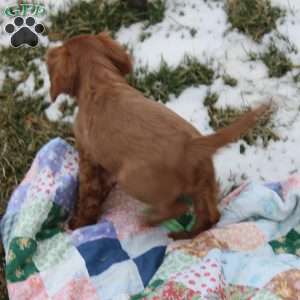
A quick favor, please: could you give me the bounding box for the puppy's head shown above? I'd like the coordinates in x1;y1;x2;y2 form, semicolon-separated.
47;45;76;102
46;33;132;102
96;32;133;76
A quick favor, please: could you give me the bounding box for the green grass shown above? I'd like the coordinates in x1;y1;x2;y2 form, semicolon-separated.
0;50;73;299
261;44;293;77
293;72;300;83
227;0;284;42
48;0;165;40
204;91;219;106
0;47;46;72
0;77;74;216
139;31;152;42
0;76;73;300
222;74;238;87
0;244;6;300
128;57;215;103
249;44;293;78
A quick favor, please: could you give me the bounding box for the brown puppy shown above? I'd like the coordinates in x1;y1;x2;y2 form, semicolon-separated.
47;33;268;237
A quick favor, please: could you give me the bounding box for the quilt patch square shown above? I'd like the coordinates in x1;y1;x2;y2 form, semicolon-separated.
134;246;166;286
37;138;71;174
33;232;73;272
7;274;48;300
53;277;98;300
6;237;39;283
6;184;30;215
71;219;117;247
91;259;143;300
120;227;170;259
12;197;53;239
170;257;225;297
0;212;18;252
78;238;130;276
40;246;89;297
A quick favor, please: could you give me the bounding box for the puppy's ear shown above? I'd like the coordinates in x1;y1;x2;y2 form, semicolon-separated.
47;46;76;102
98;32;133;76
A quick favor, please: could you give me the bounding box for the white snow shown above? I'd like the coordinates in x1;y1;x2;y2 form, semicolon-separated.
116;0;300;193
16;72;35;98
0;0;300;194
45;94;76;122
8;70;22;81
165;86;213;134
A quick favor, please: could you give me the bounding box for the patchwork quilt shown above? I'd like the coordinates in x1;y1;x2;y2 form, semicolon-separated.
1;138;300;300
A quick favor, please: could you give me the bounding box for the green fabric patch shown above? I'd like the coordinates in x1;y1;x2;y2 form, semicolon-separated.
224;285;259;300
269;229;300;255
252;289;281;300
150;250;198;282
33;232;72;272
6;201;70;281
131;279;164;300
132;280;201;300
36;202;68;240
6;237;39;283
12;198;53;239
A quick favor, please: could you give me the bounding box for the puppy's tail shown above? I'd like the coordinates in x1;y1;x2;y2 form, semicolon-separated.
187;104;271;157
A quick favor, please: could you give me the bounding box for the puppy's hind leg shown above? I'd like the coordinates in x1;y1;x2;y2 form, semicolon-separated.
146;200;189;226
189;178;220;237
69;149;115;230
170;185;220;240
171;166;220;240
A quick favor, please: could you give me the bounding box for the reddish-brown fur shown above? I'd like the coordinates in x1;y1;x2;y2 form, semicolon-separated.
47;33;269;238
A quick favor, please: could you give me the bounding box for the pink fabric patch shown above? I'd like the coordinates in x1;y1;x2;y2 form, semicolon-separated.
53;278;98;300
294;280;300;290
282;174;300;198
28;168;56;201
211;222;266;251
169;258;225;298
23;160;39;184
101;187;151;240
8;275;48;300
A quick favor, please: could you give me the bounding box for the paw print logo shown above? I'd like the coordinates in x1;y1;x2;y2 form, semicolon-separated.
5;16;45;48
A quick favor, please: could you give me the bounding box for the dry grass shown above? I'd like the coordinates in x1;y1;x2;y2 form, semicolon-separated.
48;0;165;40
227;0;283;42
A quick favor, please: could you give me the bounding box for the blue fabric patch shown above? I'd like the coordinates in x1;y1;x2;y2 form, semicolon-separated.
264;182;283;198
54;175;78;212
7;184;30;214
38;138;68;173
0;212;18;251
78;238;129;276
72;219;117;247
133;246;166;286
